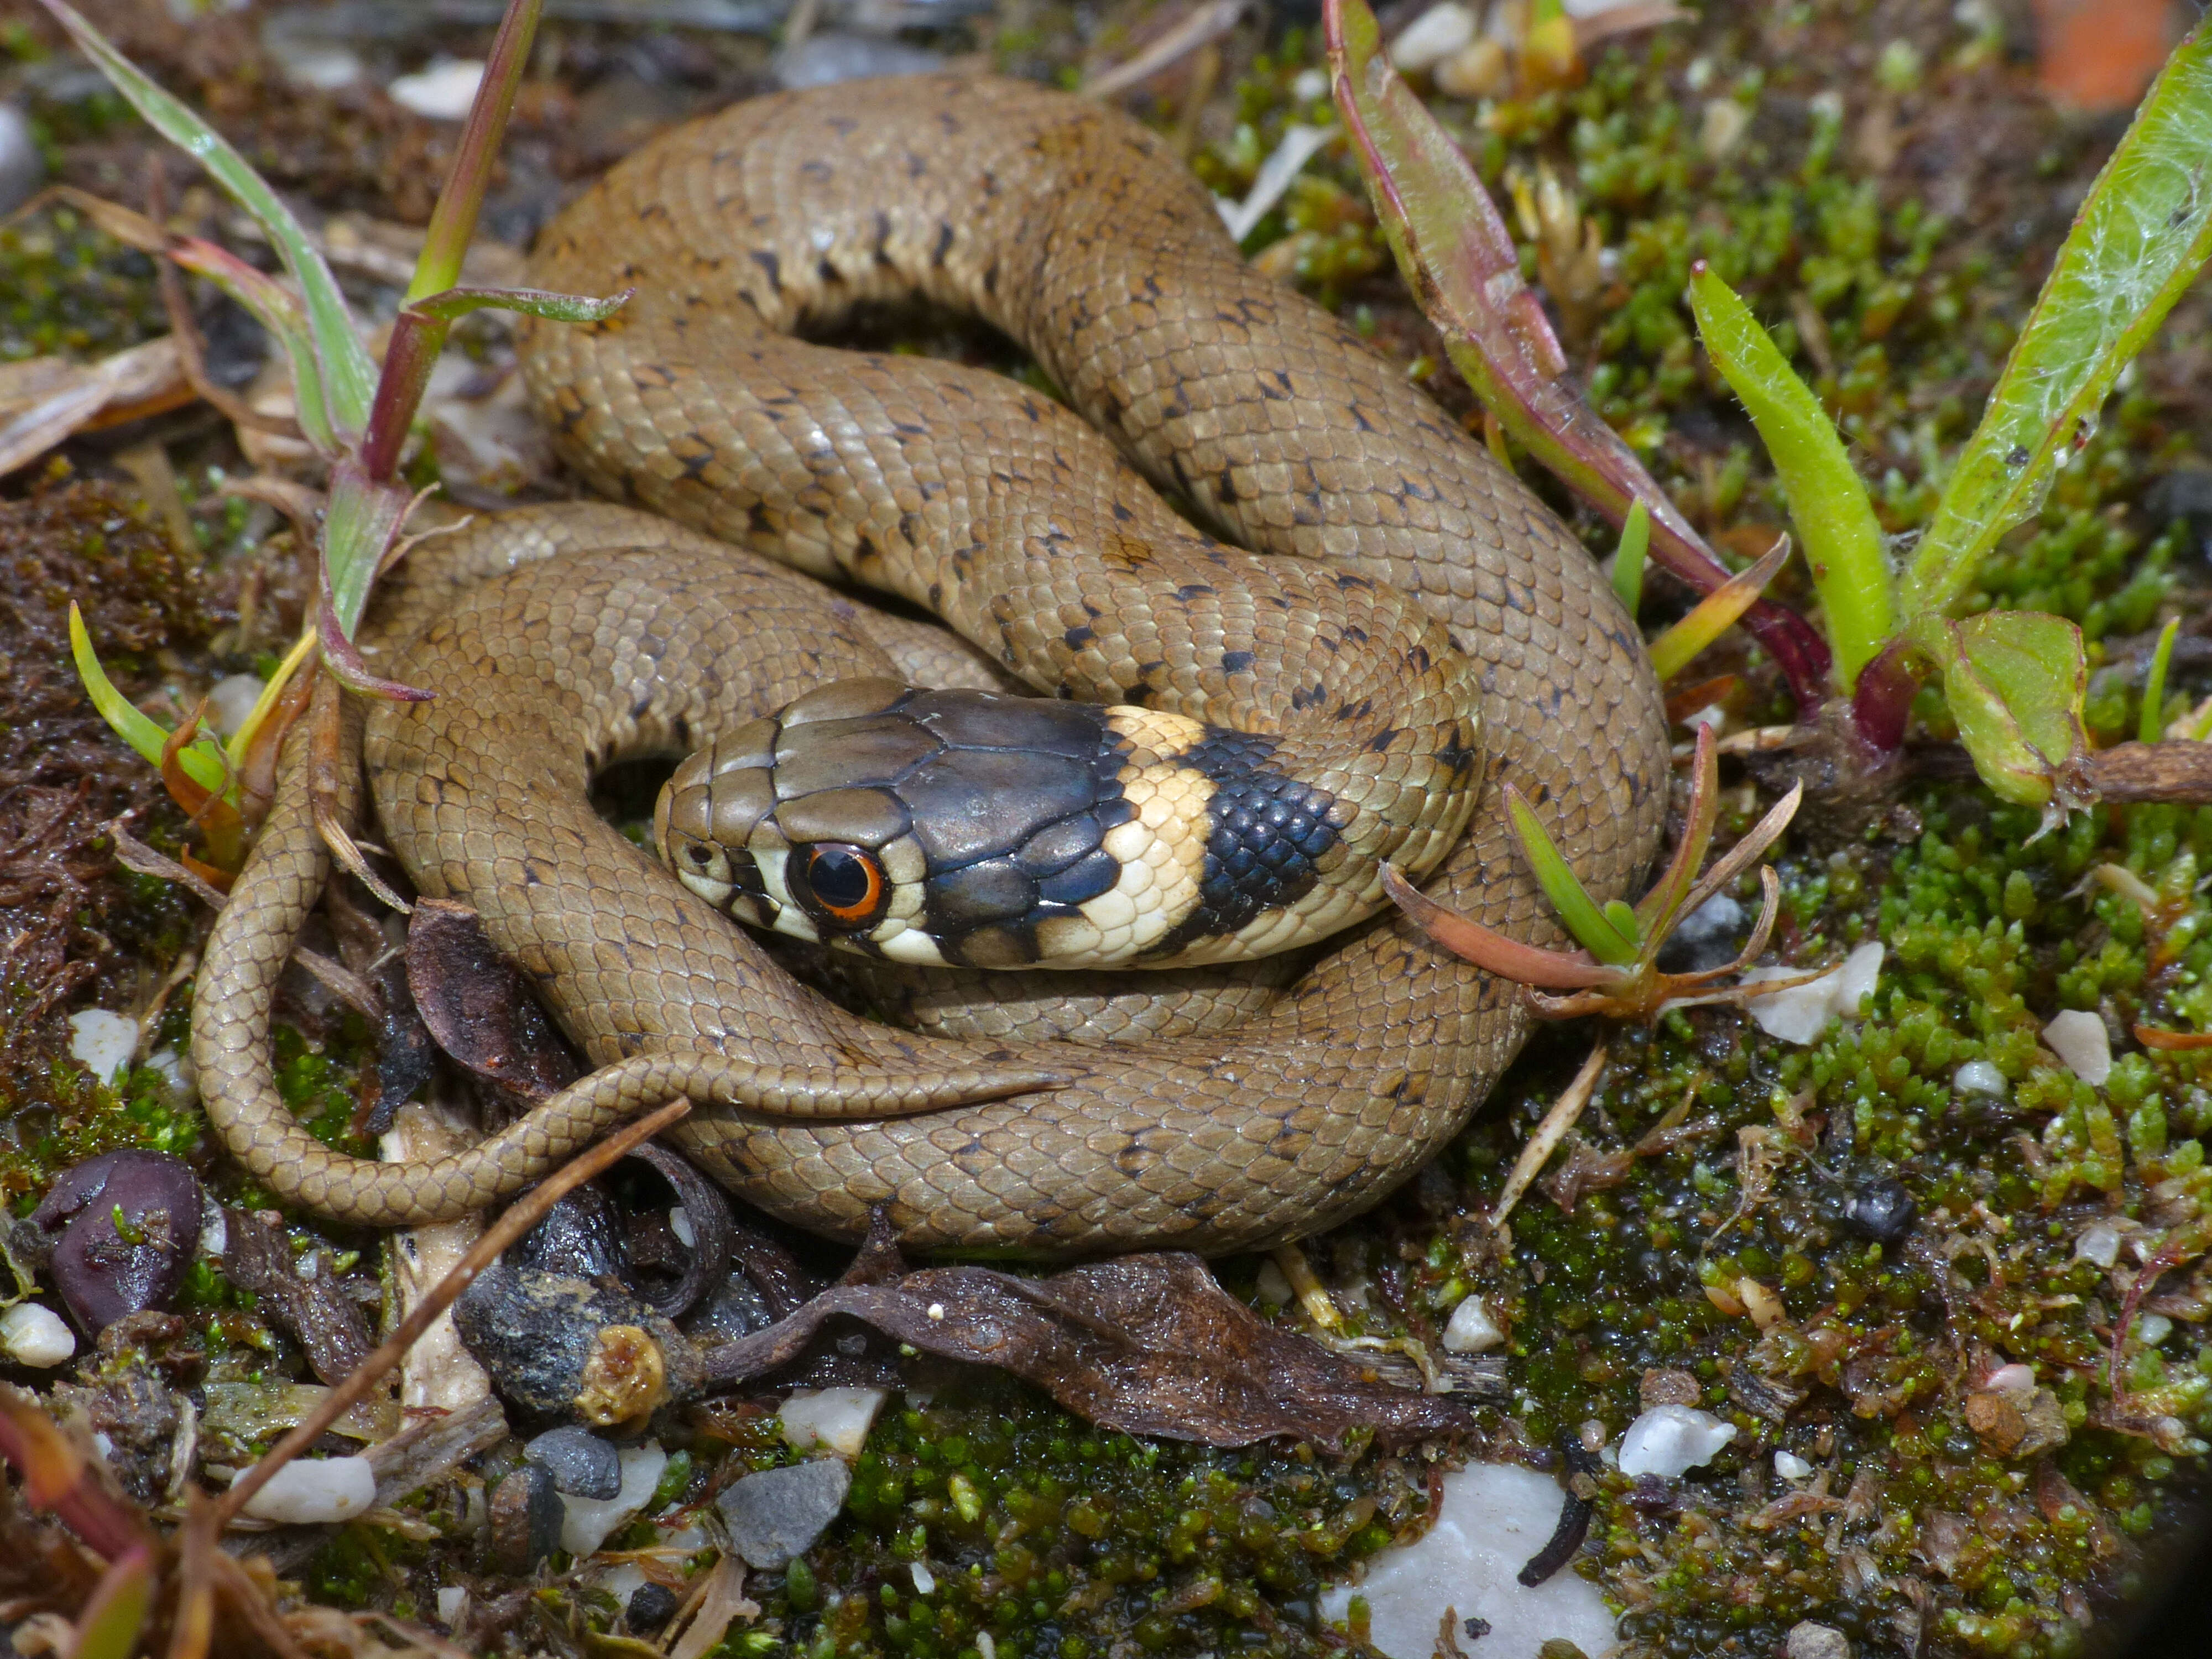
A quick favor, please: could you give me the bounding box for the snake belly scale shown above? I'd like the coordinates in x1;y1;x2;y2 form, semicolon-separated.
190;75;1668;1255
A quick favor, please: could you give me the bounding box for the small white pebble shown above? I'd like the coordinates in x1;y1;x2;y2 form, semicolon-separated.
2043;1010;2112;1086
67;1009;139;1086
206;672;267;738
978;1634;997;1659
1808;88;1846;124
1442;1294;1504;1354
389;58;486;120
435;1586;467;1627
668;1205;695;1248
275;44;364;92
1255;1260;1293;1306
1618;1405;1738;1479
1389;3;1478;71
1982;1363;2036;1400
1674;891;1745;946
1;1303;76;1368
1291;67;1328;105
911;1561;936;1595
926;1302;945;1321
146;1046;196;1100
2075;1221;2123;1267
1774;1450;1814;1481
237;1456;378;1524
2133;1313;2173;1348
560;1442;666;1557
1953;1059;2007;1098
1741;943;1884;1045
779;1386;887;1458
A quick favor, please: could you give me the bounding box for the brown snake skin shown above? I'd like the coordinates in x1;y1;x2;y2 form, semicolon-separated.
191;76;1668;1255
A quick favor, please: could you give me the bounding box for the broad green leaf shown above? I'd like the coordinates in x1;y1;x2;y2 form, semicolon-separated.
68;604;227;798
319;459;421;674
406;284;634;325
1924;611;2092;808
1611;497;1648;618
1688;269;1891;688
2142;615;2181;745
1903;19;2212;620
1504;786;1640;966
35;0;376;439
1322;0;1834;708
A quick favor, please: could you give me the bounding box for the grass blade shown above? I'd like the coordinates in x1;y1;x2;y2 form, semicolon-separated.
2142;616;2181;745
1688;267;1891;688
1505;786;1640;966
68;604;227;797
1903;18;2212;621
1646;533;1793;684
1611;498;1648;619
35;0;375;438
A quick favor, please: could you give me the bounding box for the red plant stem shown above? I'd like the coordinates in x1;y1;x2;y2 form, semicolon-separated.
357;310;443;484
359;0;545;481
1849;635;1924;754
410;0;545;303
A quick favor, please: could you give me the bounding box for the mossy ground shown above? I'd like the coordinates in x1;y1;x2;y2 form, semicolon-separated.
3;3;2210;1657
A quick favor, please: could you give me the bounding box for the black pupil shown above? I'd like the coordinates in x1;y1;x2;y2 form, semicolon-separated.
807;846;873;909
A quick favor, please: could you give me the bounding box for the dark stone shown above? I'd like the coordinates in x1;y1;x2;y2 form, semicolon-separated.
1841;1178;1917;1244
626;1581;681;1632
30;1151;202;1333
488;1462;564;1574
455;1261;702;1425
716;1458;853;1569
524;1425;622;1500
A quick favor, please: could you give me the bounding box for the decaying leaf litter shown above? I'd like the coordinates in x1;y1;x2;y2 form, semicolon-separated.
5;2;2212;1658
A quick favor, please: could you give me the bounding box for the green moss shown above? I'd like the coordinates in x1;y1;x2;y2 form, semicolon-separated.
758;1377;1430;1659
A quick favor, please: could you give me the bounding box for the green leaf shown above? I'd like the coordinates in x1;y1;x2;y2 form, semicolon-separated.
68;603;227;799
35;0;377;439
406;284;634;325
1646;533;1792;684
1923;611;2092;809
1610;497;1648;618
2142;615;2181;745
1903;19;2212;621
1504;786;1640;966
1687;267;1891;688
70;1543;153;1659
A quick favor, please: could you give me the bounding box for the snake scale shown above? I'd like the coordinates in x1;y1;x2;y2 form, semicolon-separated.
191;75;1668;1256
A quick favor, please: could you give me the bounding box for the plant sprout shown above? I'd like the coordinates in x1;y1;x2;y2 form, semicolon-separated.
1383;724;1807;1021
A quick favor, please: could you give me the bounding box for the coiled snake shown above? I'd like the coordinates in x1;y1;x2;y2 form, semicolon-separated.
190;75;1668;1256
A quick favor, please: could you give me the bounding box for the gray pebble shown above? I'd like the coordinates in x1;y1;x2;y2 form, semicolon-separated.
1785;1623;1853;1659
714;1457;852;1569
524;1423;622;1500
0;104;45;220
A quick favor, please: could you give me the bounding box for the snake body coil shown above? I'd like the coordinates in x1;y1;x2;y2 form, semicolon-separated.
192;76;1668;1255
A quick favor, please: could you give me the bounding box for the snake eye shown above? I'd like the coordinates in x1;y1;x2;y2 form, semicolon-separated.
791;842;889;931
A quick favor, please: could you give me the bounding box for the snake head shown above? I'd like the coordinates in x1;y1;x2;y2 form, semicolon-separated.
653;679;1353;971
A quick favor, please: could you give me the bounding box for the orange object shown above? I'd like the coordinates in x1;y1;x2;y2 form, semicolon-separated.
2034;0;2177;113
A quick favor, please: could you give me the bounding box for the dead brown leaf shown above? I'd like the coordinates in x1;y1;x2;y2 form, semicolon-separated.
701;1226;1470;1449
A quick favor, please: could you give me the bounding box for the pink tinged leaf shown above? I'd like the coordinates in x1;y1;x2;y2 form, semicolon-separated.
1645;534;1793;684
1380;865;1618;989
1321;0;1832;711
1633;721;1720;941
